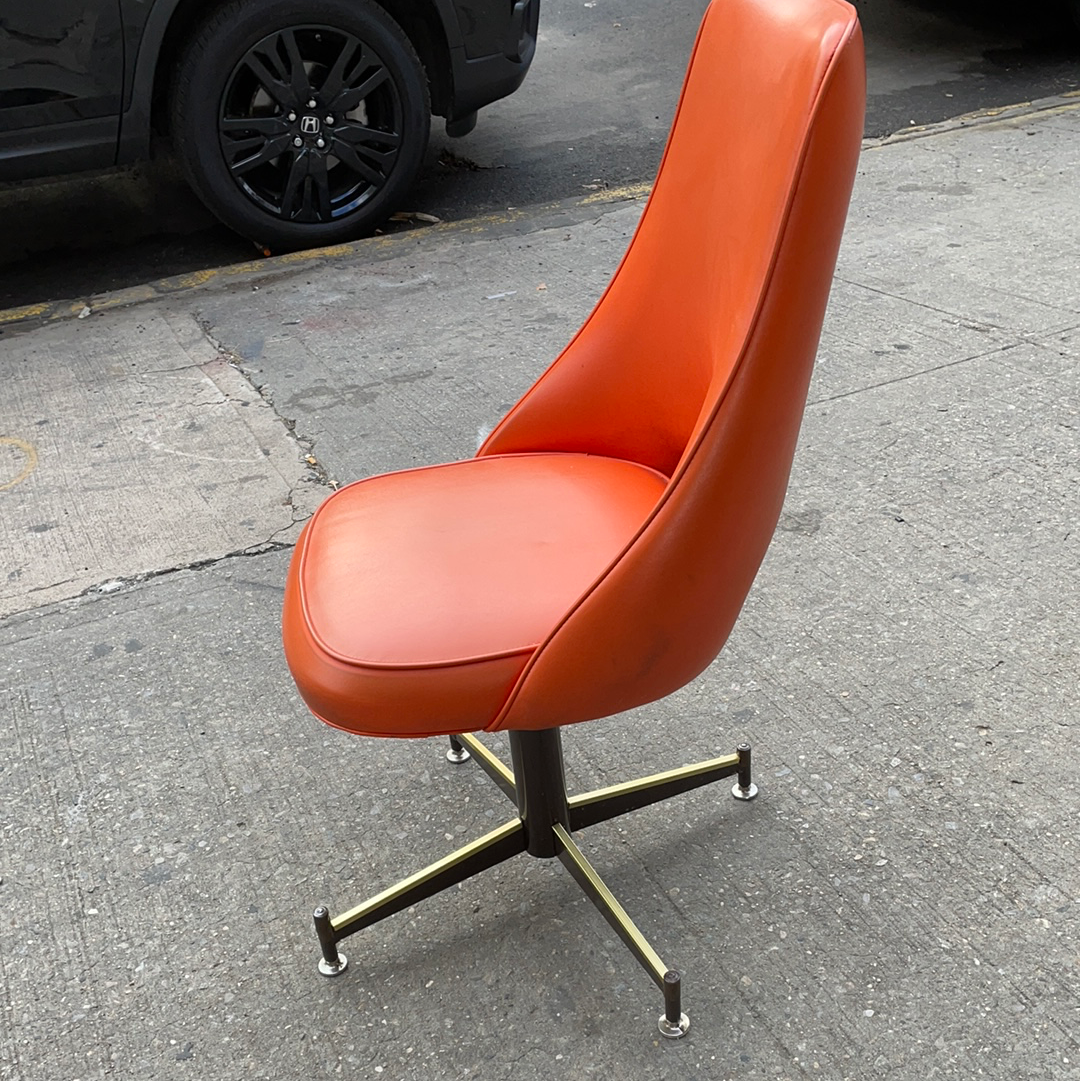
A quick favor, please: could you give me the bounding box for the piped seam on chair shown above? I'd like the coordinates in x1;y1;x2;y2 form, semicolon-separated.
485;12;862;731
302;645;539;673
295;451;669;672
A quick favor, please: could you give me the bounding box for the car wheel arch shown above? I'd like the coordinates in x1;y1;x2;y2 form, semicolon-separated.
117;0;459;163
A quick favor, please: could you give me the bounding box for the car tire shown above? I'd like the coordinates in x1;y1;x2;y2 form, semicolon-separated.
172;0;430;251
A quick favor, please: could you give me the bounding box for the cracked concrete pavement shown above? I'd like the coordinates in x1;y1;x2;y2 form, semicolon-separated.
0;96;1079;1080
0;310;324;617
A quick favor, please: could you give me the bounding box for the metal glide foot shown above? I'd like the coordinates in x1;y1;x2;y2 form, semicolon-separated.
314;905;348;976
445;735;471;764
731;742;759;801
318;953;349;977
658;971;691;1039
659;1011;692;1038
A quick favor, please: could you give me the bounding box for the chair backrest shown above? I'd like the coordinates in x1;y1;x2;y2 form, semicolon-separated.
478;0;865;731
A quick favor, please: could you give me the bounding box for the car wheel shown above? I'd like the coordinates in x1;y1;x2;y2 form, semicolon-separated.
172;0;430;251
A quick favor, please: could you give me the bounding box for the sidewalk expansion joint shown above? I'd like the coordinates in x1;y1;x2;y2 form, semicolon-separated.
808;341;1023;407
181;311;339;497
192;314;338;493
81;542;296;601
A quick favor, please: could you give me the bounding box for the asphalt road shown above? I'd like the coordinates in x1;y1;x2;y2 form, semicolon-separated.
0;0;1076;312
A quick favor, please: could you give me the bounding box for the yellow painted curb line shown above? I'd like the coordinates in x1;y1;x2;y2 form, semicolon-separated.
866;91;1080;147
0;185;653;334
0;303;50;327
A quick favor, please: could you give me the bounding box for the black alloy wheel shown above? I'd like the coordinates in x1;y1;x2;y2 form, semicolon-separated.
173;0;430;251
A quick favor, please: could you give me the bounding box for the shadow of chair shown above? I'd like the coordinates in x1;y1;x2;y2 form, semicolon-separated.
282;0;865;1037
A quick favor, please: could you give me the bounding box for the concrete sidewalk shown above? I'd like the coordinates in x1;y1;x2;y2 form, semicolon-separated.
1;96;1078;1081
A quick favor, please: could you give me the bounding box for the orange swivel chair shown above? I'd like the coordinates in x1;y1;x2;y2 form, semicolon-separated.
283;0;864;1037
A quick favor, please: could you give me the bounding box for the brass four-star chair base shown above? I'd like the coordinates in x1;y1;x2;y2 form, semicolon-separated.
311;728;758;1037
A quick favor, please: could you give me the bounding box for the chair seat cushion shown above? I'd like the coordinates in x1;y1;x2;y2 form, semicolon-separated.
282;452;667;737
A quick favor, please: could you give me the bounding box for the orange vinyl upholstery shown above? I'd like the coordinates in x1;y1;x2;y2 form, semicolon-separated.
283;0;865;739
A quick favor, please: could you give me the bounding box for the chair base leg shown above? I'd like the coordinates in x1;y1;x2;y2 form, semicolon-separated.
568;743;751;830
553;822;690;1038
311;733;758;1035
312;817;526;976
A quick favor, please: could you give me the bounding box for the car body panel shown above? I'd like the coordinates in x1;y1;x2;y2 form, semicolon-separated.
0;0;537;223
0;1;123;177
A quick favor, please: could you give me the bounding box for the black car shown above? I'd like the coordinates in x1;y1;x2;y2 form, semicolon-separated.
0;0;538;249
